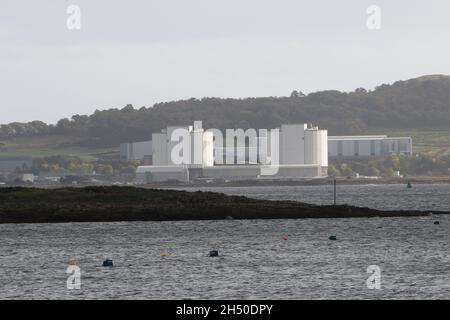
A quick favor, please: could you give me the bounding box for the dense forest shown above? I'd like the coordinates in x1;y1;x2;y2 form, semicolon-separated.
1;75;450;147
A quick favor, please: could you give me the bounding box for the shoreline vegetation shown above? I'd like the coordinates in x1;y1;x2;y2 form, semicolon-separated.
0;186;447;224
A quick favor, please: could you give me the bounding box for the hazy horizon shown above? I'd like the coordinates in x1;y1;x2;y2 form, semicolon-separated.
2;0;450;124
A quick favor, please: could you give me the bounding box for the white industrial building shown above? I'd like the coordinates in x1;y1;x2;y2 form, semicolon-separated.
127;123;413;182
201;165;324;181
135;121;328;183
120;141;152;161
280;124;328;167
136;121;214;183
136;165;190;183
151;121;214;167
328;135;412;158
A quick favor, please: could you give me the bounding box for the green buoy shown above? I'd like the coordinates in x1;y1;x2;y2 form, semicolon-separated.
329;235;337;241
407;181;412;189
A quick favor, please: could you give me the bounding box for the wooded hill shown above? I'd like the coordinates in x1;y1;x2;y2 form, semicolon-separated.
1;75;450;148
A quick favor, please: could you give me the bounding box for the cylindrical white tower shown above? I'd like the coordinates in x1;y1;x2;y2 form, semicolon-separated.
304;128;328;167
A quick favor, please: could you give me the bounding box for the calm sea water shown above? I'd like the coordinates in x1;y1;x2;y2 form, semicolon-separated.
0;184;449;299
168;183;450;212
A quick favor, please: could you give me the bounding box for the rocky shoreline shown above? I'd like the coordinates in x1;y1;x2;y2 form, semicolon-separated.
154;176;450;188
0;186;447;224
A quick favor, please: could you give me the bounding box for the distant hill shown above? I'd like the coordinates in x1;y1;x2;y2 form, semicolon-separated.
1;75;450;148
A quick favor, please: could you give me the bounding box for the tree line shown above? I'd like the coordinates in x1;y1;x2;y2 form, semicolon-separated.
1;75;450;147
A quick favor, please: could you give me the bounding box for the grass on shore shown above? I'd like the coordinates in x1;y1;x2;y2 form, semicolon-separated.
0;135;117;161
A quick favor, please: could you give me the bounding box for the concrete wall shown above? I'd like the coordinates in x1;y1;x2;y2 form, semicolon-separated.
152;133;168;165
202;165;261;180
202;164;324;181
136;163;326;183
280;124;306;165
202;131;214;167
120;141;152;161
152;122;214;167
140;122;328;182
383;138;413;155
167;126;191;165
135;166;189;183
304;129;328;167
269;165;322;179
319;130;328;167
328;136;412;157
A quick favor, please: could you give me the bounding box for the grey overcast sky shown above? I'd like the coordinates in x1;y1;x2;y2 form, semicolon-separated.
1;0;450;123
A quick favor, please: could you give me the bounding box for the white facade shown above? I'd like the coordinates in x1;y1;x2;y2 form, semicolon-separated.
20;173;35;183
151;121;214;167
167;125;191;166
328;136;412;158
152;132;168;165
304;127;328;167
136;121;329;183
280;124;328;167
202;164;322;181
201;131;214;167
280;124;307;165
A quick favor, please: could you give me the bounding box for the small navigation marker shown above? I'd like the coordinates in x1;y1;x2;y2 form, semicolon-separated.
102;259;113;267
329;235;337;241
282;235;289;241
407;181;412;189
434;221;440;225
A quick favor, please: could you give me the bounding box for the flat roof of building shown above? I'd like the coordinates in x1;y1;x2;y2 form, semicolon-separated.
328;135;387;140
328;136;412;141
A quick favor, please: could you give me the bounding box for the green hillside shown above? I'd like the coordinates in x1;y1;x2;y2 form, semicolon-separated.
1;74;450;159
0;135;117;161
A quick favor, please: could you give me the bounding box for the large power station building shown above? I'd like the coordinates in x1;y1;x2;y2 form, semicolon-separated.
129;122;412;183
135;122;328;183
151;121;214;167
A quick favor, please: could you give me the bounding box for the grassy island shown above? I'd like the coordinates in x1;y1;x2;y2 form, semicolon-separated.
0;186;446;224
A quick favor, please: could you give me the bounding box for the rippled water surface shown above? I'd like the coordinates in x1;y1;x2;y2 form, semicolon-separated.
168;183;450;212
0;184;449;299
